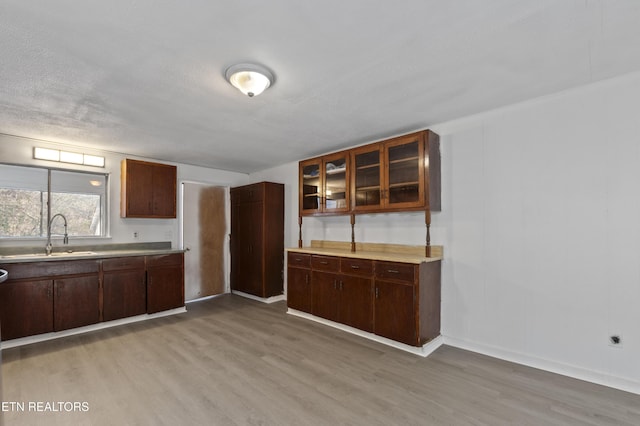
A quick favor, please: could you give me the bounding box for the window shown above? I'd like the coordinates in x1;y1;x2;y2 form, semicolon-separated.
0;164;108;238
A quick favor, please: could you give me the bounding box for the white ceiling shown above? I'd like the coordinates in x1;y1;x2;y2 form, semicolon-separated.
2;1;640;173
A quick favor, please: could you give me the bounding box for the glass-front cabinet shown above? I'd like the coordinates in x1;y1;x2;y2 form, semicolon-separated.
352;132;425;211
299;152;350;215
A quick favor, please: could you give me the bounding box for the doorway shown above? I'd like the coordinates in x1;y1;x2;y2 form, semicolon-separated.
181;182;228;301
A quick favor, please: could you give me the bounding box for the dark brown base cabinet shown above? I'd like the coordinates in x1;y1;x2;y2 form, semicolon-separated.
0;253;184;341
54;275;100;331
147;253;184;314
231;182;284;298
0;279;53;341
287;251;441;347
103;256;147;321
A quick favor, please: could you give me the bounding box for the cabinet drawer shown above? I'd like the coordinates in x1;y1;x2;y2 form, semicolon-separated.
311;255;340;272
146;253;183;268
374;261;416;282
340;258;373;277
102;256;145;272
288;252;311;268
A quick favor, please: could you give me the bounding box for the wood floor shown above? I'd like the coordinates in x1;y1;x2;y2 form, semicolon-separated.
2;294;640;425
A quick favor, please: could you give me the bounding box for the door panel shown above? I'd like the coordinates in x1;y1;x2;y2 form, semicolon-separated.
183;183;227;301
374;280;416;345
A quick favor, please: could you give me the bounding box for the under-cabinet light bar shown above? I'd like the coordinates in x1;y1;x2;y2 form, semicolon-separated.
33;147;105;168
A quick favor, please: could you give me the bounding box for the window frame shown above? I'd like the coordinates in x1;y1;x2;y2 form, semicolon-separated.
0;162;110;240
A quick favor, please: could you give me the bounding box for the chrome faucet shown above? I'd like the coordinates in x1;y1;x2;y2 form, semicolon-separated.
46;213;69;255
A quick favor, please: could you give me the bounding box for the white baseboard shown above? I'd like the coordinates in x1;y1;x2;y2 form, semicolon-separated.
287;308;443;357
443;336;640;396
2;307;187;350
231;290;286;304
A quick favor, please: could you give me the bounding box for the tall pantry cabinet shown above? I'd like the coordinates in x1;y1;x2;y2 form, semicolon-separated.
230;182;285;298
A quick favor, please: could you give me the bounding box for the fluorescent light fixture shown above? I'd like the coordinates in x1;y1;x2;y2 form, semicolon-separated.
225;63;274;97
83;154;105;167
34;147;60;162
33;147;105;168
60;151;84;164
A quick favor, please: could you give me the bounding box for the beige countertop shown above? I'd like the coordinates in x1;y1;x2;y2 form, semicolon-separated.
0;242;183;264
287;241;443;265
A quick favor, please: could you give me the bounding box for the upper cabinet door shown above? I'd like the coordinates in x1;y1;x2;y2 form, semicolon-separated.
298;129;439;216
300;158;323;215
322;152;350;214
351;143;384;212
300;153;350;215
383;133;425;210
121;159;177;218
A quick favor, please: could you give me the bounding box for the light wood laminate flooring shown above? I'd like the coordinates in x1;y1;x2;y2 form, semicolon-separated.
2;294;640;425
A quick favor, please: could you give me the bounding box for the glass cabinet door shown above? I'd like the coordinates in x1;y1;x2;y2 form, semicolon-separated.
384;135;424;209
352;144;383;211
300;159;322;214
322;152;349;213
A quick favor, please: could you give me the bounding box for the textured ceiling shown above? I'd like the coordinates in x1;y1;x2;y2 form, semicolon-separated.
1;0;640;173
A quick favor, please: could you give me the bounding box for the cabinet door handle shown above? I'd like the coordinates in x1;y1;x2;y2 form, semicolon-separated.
305;274;309;284
387;269;399;274
350;265;360;269
333;279;337;289
339;281;343;290
375;287;379;299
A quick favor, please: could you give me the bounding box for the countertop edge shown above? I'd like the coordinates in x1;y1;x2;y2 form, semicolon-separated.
286;247;442;264
0;249;185;264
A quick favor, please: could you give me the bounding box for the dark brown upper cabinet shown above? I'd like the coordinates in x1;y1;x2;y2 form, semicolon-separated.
121;159;177;218
299;130;440;216
299;151;350;215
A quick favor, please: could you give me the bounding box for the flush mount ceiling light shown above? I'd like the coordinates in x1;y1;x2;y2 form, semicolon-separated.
225;63;274;97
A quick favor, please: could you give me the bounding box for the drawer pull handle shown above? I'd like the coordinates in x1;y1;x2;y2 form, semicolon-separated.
388;269;400;273
295;258;302;262
350;265;360;269
319;261;328;265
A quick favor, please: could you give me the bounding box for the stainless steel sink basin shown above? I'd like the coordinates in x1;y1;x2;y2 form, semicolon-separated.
1;251;97;259
0;269;8;283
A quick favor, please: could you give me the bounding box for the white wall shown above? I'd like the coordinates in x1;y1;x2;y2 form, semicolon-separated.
0;134;249;250
251;71;640;394
434;71;640;394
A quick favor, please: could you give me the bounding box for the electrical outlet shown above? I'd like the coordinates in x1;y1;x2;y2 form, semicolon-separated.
133;231;139;239
609;334;623;348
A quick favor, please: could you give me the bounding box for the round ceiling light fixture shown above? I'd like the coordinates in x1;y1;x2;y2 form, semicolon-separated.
225;63;274;97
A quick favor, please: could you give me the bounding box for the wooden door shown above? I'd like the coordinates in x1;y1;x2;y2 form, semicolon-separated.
339;275;373;332
299;158;323;215
351;144;384;211
287;267;312;313
54;275;100;331
322;151;350;214
383;134;425;209
312;270;339;322
125;160;153;216
0;279;53;340
374;280;417;345
152;164;177;217
103;270;147;321
231;199;260;295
